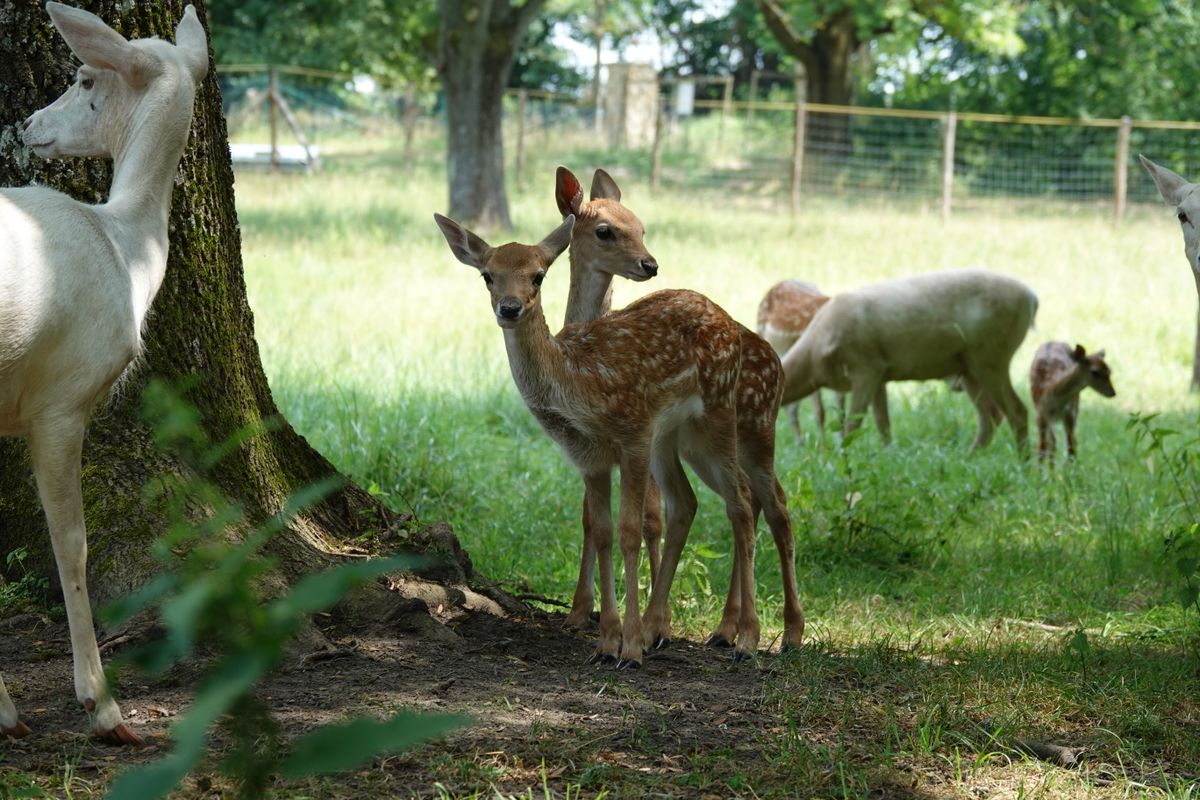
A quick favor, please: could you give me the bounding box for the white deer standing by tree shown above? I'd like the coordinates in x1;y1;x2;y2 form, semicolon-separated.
0;2;208;745
1141;155;1200;392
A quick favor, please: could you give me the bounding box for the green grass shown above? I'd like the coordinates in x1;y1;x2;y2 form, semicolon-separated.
233;131;1200;796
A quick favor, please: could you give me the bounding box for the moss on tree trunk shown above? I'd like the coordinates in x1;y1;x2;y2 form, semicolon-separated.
0;0;486;625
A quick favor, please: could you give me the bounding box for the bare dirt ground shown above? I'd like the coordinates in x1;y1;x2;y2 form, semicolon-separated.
1;604;813;798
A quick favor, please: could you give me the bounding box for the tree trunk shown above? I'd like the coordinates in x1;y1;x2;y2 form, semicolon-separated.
437;0;546;230
759;1;858;154
0;0;480;626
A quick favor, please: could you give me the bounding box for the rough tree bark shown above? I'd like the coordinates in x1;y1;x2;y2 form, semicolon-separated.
0;0;491;630
437;0;546;230
758;0;882;154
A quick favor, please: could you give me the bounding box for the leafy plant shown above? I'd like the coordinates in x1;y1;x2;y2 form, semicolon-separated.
1128;412;1200;617
102;379;467;800
0;546;50;614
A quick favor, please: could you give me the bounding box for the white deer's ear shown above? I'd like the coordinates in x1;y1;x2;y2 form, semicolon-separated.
434;213;492;269
46;2;153;87
175;5;209;83
1140;155;1192;206
590;168;622;202
538;214;575;264
556;166;583;218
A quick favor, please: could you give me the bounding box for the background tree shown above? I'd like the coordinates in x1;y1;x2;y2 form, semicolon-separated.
205;0;438;83
0;0;484;633
437;0;547;229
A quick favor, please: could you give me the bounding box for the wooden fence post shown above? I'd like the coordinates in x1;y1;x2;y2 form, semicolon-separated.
1114;115;1132;223
402;82;418;174
651;104;666;191
747;69;759;131
268;65;279;171
719;75;733;152
515;89;527;188
790;66;806;215
941;111;957;223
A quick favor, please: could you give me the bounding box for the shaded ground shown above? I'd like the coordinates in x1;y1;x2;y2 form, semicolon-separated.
3;603;1197;798
1;604;795;798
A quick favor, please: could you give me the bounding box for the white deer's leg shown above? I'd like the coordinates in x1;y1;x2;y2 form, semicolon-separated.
582;470;619;663
615;458;649;667
0;673;31;737
871;385;891;444
846;374;882;440
29;416;140;745
566;490;596;629
642;450;695;650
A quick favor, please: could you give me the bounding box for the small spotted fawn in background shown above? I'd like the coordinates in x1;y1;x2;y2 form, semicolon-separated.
1029;342;1116;464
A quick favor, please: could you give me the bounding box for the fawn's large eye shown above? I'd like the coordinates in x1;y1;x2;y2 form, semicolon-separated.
481;272;493;285
532;272;545;287
81;78;94;90
1179;210;1190;225
595;224;614;241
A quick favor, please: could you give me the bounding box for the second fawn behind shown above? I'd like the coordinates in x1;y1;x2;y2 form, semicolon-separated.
1029;341;1116;463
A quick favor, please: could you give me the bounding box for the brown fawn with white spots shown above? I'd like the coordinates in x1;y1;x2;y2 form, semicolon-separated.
434;213;762;665
1029;342;1115;464
556;167;804;652
757;280;836;444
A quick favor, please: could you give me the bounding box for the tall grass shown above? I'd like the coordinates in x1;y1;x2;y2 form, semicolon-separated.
234;134;1199;649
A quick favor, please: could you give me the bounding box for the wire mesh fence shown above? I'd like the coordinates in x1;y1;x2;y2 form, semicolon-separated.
217;66;1200;218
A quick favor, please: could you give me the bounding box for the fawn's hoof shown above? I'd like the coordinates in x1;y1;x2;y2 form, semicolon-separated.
653;635;671;650
93;723;144;747
732;649;754;664
780;643;802;655
586;651;618;666
617;658;641;670
2;719;32;738
706;633;733;649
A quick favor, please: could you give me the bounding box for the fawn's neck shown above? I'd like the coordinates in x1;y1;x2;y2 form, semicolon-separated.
563;245;614;326
503;303;575;409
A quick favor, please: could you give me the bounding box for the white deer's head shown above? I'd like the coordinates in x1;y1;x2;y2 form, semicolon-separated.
22;2;208;160
1141;155;1200;277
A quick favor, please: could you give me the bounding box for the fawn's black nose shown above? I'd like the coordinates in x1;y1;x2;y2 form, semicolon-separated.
640;258;658;277
498;300;522;319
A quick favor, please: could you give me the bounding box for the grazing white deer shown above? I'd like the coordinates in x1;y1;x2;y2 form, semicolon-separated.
779;269;1037;454
0;3;208;745
1029;342;1115;464
435;213;763;665
756;279;839;443
555;167;803;652
1140;155;1200;392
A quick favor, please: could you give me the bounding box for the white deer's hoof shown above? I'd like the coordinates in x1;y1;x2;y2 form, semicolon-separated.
93;723;144;747
2;719;32;738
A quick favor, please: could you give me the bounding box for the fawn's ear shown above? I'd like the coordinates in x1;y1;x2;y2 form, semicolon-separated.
175;5;209;83
1140;155;1191;207
434;213;492;269
538;214;575;265
1072;344;1087;361
590;168;622;202
556;166;584;218
1093;349;1105;360
46;2;154;88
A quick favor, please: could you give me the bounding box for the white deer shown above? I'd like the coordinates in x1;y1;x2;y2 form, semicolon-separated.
0;3;208;745
1140;155;1200;392
435;213;763;665
553;167;803;652
779;269;1037;454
